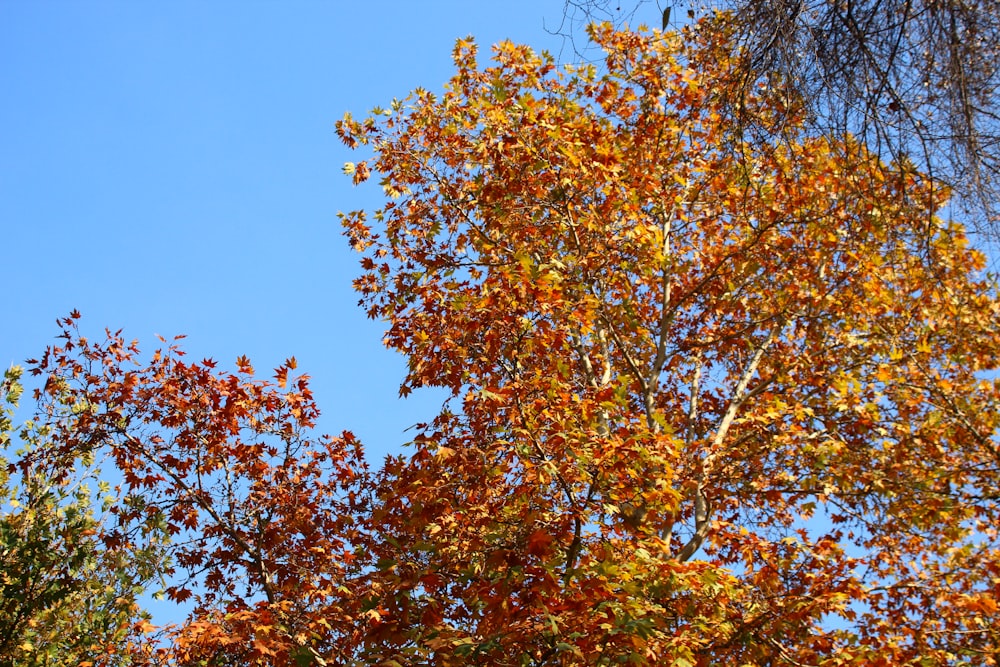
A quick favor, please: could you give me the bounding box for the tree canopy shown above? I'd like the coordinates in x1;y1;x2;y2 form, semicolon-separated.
4;15;999;667
559;0;1000;247
0;365;166;667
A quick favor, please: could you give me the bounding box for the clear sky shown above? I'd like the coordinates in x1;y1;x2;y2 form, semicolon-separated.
2;1;664;459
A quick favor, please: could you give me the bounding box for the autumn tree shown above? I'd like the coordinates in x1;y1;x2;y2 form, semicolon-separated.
557;0;1000;246
337;18;1000;665
11;17;999;667
16;318;376;666
0;365;166;667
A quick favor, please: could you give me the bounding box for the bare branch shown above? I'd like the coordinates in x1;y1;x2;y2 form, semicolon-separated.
677;321;780;561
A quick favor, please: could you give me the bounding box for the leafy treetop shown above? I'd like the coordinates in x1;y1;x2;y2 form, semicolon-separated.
4;16;998;667
337;17;1000;665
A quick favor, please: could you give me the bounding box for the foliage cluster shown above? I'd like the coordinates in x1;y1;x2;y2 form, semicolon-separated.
3;14;999;666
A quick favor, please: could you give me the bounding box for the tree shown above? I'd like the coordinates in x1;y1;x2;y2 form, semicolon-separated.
337;20;1000;664
0;365;166;667
556;1;1000;248
12;19;999;666
19;316;375;666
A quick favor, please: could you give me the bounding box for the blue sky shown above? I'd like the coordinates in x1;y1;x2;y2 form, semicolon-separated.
1;1;659;459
